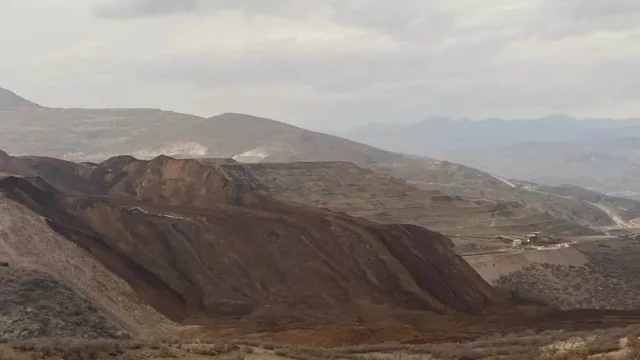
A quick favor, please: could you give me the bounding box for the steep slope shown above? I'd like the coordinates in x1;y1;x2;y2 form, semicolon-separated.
0;268;124;339
0;153;508;330
0;191;175;339
0;87;41;109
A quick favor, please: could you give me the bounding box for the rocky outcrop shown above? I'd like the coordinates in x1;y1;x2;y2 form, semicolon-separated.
0;154;509;328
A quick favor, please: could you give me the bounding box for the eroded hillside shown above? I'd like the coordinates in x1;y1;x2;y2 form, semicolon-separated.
0;152;508;332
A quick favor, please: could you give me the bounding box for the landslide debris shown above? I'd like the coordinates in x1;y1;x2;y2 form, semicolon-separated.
0;153;509;329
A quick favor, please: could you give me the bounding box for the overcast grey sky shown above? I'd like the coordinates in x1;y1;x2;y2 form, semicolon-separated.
1;0;639;129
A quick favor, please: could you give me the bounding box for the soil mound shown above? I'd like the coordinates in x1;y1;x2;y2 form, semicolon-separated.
0;153;508;329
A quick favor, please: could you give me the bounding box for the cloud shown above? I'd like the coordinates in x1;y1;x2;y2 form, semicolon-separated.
95;0;199;18
1;0;639;129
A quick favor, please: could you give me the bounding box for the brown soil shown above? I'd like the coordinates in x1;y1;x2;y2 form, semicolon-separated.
2;152;640;346
0;154;508;337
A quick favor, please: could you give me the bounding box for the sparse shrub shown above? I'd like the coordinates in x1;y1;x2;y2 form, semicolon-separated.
274;349;289;357
157;346;176;358
128;341;143;350
189;344;239;357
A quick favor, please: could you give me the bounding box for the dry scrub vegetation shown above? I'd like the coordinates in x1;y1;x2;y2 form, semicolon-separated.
3;326;640;360
0;268;124;340
495;240;640;310
237;326;640;360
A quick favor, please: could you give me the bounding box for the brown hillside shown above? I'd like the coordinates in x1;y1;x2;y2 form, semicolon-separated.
0;153;508;330
214;161;596;241
0;191;174;339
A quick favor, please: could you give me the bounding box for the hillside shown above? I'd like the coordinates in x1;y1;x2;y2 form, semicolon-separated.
445;139;640;200
215;161;597;247
0;152;509;333
343;115;640;200
0;190;175;339
0;268;124;339
0;87;41;109
517;183;640;226
0;88;628;235
467;239;640;311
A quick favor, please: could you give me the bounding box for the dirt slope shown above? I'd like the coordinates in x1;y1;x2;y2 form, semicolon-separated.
0;192;175;339
0;153;509;331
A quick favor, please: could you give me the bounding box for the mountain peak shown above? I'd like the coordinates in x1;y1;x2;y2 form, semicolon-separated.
538;113;577;122
0;87;41;109
209;112;302;130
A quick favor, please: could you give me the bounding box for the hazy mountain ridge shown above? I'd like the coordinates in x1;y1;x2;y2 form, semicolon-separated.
0;87;635;234
0;87;41;109
445;139;640;198
344;114;640;156
344;115;640;199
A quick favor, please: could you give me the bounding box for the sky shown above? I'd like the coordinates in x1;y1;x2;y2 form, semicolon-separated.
1;0;639;129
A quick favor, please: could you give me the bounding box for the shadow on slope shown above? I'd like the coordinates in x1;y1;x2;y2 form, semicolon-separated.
0;153;508;332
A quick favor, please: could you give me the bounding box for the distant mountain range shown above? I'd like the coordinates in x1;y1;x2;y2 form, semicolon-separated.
0;86;637;235
343;115;640;199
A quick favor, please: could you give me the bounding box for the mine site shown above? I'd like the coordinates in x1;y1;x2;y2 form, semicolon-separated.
2;1;640;359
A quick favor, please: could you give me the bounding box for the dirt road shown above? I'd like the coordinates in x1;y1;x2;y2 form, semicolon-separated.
590;202;640;230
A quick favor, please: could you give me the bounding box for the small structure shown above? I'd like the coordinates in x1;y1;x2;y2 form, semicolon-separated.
524;232;541;245
620;232;640;240
512;239;523;248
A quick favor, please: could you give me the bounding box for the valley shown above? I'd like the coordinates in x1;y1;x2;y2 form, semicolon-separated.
0;152;510;338
2;88;640;359
1;88;635;237
1;0;639;353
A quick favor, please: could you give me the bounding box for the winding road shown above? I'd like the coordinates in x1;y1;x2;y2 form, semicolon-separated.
589;202;640;230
